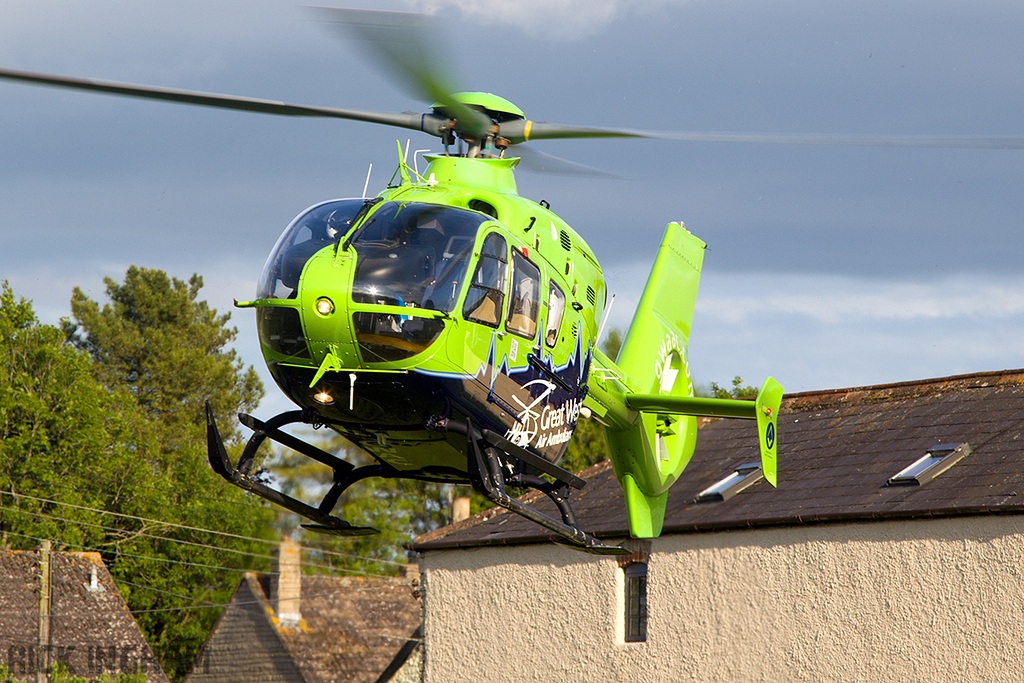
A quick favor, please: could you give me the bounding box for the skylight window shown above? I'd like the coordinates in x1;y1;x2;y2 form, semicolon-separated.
695;463;763;502
888;443;972;486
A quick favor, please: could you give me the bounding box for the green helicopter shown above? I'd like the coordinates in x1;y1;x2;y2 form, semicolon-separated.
0;8;784;555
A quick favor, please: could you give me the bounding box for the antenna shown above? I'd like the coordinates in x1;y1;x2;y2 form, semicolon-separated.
596;294;616;346
413;149;431;177
403;138;411;164
362;163;373;199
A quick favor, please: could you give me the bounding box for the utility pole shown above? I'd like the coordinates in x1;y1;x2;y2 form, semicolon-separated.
37;540;51;683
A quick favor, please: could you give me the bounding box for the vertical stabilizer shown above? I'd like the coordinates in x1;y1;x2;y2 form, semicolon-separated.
601;222;706;537
615;221;705;388
583;222;782;539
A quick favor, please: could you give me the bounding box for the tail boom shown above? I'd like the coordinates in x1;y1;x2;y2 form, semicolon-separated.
585;222;783;538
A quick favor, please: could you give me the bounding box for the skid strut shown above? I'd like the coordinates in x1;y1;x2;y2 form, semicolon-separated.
205;402;379;536
432;417;629;555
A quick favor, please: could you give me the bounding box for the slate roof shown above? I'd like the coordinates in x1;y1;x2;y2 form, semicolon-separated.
413;368;1024;550
0;549;167;682
186;571;421;683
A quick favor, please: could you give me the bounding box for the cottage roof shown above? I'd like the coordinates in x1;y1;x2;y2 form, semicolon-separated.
0;549;167;682
413;369;1024;551
187;571;420;683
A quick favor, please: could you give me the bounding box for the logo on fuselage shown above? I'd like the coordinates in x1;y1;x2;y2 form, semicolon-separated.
504;379;582;450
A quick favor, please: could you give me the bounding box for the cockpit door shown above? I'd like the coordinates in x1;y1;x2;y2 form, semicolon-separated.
462;232;508;328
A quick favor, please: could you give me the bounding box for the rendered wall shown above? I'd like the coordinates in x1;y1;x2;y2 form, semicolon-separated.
419;515;1024;682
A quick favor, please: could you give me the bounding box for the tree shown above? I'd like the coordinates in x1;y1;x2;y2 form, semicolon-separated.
559;328;624;473
64;266;263;456
1;281;150;552
62;268;276;680
2;274;276;681
708;376;759;399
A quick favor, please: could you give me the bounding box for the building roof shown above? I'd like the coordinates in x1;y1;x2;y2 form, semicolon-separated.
413;368;1024;551
187;571;421;683
0;548;167;682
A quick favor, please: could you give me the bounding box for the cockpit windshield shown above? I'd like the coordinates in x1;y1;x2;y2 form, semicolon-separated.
257;199;366;300
350;202;489;313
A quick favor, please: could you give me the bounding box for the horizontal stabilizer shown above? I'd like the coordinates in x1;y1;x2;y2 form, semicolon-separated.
625;394;759;419
625;376;784;487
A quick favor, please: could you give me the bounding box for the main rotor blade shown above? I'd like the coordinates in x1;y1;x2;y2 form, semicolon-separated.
513;145;621;179
500;120;646;144
0;66;448;135
3;66;1020;152
306;6;492;137
652;130;1024;149
500;118;1024;150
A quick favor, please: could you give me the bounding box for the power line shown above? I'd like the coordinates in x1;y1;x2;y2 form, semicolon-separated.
0;501;277;564
3;491;278;548
0;528;271;575
2;480;408;567
4;471;271;528
115;578;223;607
0;502;400;579
30;461;270;512
0;549;419;642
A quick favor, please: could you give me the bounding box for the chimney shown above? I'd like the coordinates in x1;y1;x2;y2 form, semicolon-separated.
271;538;301;628
452;496;471;523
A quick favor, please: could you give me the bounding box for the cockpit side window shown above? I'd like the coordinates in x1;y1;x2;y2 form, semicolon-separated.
506;250;541;340
545;281;566;348
257;199;365;299
463;233;507;328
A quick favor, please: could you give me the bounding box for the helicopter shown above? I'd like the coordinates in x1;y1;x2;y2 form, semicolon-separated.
35;6;1023;554
5;12;1022;557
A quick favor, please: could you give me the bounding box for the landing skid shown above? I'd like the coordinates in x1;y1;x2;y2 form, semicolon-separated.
430;417;630;556
205;403;629;555
205;403;379;536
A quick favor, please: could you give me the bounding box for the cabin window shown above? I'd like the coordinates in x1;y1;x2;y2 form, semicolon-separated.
545;282;565;347
463;233;507;327
506;251;540;339
468;198;498;219
624;562;648;643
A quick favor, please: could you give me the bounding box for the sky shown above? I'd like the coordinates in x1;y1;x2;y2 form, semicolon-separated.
2;0;1023;419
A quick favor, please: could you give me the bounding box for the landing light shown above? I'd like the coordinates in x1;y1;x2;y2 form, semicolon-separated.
315;297;335;316
313;389;335;405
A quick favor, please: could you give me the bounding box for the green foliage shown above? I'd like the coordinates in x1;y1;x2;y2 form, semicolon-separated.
1;281;147;550
709;376;759;399
601;327;623;362
0;662;147;683
268;431;447;575
30;662;149;683
63;267;263;456
559;328;623;473
1;275;276;682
